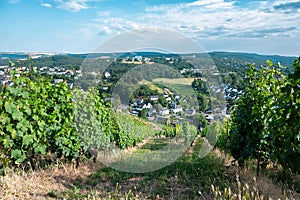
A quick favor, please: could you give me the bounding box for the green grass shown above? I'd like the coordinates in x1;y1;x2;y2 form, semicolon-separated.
153;78;196;96
137;138;169;151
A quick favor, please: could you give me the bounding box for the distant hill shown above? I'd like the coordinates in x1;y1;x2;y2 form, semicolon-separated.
208;52;297;68
0;51;297;70
0;53;31;60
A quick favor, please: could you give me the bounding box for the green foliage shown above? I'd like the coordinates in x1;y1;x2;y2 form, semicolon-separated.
0;60;156;174
159;122;197;146
114;113;155;149
158;95;168;107
73;88;115;153
191;78;210;112
269;57;300;174
192;78;209;94
228;58;300;175
214;119;230;152
163;126;176;138
132;84;159;98
139;108;148;118
0;63;80;173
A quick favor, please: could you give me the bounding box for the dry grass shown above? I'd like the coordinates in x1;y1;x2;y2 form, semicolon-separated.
211;147;300;200
138;79;164;93
0;160;104;200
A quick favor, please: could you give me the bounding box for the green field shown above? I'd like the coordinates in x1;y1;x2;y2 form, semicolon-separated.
153;78;196;96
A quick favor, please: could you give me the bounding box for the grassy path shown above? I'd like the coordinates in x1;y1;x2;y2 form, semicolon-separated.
44;137;231;199
1;136;299;199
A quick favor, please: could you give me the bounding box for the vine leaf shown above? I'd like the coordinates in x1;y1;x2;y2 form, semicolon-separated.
11;149;26;164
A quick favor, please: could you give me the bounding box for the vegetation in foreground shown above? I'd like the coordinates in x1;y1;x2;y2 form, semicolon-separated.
0;137;299;199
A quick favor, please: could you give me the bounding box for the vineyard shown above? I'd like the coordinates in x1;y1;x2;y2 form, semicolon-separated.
0;60;161;175
0;57;299;199
227;59;300;176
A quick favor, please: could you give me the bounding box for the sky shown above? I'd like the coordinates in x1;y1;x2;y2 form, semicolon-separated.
0;0;299;56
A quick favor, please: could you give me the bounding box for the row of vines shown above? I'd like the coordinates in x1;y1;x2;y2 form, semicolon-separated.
215;58;299;179
0;61;156;175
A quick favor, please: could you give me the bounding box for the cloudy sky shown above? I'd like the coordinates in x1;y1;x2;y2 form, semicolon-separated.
0;0;299;56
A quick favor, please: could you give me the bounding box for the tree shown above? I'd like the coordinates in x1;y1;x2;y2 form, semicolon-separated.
158;95;168;107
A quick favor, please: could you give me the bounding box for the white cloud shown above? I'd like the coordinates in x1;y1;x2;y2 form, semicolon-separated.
88;18;143;36
71;0;299;55
54;0;89;12
186;0;235;8
52;0;102;12
140;0;300;41
41;3;52;8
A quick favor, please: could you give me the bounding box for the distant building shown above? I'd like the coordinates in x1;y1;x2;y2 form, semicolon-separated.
150;95;159;101
104;72;111;78
131;111;139;116
103;86;109;91
160;107;170;116
172;106;183;114
175;95;181;100
54;79;64;84
134;56;142;61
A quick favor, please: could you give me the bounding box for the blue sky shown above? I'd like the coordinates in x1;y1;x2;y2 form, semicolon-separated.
0;0;299;56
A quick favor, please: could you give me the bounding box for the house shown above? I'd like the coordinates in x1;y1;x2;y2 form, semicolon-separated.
150;95;158;101
54;79;64;84
172;106;183;114
175;95;181;100
144;57;151;63
104;72;111;79
133;99;144;107
103;86;109;91
0;66;8;70
142;102;152;109
134;56;142;61
131;111;139;116
160;107;169;116
136;102;152;111
238;91;244;95
91;71;97;76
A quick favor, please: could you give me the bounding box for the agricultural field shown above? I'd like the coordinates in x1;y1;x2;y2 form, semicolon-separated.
153;78;195;96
